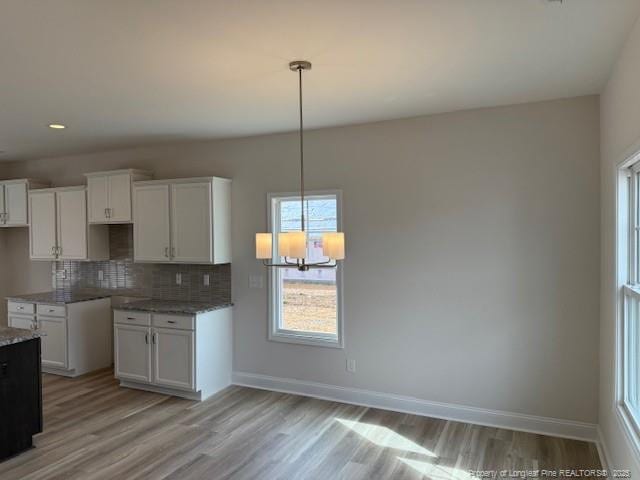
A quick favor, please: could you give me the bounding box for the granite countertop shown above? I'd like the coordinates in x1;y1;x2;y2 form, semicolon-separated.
116;299;233;315
0;327;42;347
6;291;112;306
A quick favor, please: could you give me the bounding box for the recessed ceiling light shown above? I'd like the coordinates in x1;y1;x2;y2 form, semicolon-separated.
48;123;66;129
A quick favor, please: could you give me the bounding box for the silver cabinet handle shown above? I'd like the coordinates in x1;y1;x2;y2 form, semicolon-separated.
167;320;176;324
152;332;157;344
104;207;108;218
108;208;113;218
127;317;136;320
164;247;169;258
144;333;149;344
17;306;23;310
171;247;176;257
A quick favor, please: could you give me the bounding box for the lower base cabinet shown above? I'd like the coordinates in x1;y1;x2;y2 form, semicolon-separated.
7;298;112;377
114;307;231;401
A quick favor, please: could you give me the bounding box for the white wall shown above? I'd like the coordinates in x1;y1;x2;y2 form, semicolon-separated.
600;15;640;471
2;96;600;423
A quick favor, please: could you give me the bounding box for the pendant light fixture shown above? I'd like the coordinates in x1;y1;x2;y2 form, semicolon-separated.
255;60;345;272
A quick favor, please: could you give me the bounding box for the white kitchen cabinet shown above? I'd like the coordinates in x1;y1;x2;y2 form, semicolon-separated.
133;184;171;262
113;307;232;401
133;177;231;264
29;191;57;259
6;298;112;377
153;328;195;390
29;186;109;261
8;314;35;331
38;315;67;369
85;169;152;224
114;324;152;383
0;179;48;227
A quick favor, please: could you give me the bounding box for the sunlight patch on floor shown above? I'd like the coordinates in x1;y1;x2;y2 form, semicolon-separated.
398;458;474;480
335;418;437;457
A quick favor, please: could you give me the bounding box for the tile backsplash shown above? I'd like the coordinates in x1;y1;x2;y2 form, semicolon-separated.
52;225;231;304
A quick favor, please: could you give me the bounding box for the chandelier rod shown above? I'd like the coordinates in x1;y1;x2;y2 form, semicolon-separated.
298;65;305;234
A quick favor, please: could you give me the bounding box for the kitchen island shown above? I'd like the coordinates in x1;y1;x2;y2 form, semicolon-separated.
0;327;42;461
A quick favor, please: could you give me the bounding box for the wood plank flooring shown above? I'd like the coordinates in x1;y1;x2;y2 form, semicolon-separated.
0;369;601;479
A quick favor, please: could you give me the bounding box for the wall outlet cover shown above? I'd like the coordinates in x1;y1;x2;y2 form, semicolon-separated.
98;270;104;281
176;273;182;285
347;359;356;373
204;274;210;286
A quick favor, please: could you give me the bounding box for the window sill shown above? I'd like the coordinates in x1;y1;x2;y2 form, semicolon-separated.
615;402;640;461
269;330;343;349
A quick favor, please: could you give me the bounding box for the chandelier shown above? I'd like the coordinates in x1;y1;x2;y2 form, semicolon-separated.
255;60;345;272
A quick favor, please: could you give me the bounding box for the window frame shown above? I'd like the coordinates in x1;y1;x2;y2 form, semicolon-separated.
267;189;345;349
616;149;640;459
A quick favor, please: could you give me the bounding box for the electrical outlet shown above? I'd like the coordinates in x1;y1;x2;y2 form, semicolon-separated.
203;274;210;286
347;359;356;373
176;273;182;285
249;274;264;289
98;270;104;281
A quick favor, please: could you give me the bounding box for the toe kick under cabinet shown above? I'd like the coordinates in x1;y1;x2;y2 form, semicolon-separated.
7;298;113;377
113;307;232;401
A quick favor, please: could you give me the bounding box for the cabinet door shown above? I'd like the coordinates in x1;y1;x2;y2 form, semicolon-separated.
87;176;108;223
29;192;57;260
108;173;132;222
171;182;212;263
4;182;28;226
38;316;67;369
57;189;87;260
152;328;195;391
8;314;35;330
134;184;171;262
114;324;152;383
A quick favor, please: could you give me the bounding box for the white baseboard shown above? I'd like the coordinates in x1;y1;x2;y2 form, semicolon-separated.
597;425;612;471
232;371;598;443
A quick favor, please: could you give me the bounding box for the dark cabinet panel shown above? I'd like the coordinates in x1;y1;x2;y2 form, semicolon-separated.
0;338;42;461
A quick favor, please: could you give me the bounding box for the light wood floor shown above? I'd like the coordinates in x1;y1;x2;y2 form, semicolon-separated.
0;369;601;479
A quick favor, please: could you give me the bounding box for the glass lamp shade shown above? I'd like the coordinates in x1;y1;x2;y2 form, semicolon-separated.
255;233;272;259
288;231;307;259
322;232;345;260
278;233;291;257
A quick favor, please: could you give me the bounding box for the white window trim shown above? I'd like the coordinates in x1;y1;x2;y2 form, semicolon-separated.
615;147;640;460
267;189;345;349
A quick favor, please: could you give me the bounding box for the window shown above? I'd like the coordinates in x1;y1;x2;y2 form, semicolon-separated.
618;154;640;453
268;191;343;348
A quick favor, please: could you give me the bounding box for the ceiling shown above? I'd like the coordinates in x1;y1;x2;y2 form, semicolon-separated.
1;0;639;161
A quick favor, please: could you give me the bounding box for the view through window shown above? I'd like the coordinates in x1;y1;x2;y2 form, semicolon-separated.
270;192;342;345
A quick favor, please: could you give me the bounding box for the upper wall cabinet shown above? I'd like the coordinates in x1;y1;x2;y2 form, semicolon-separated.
0;179;48;227
29;187;109;261
85;170;152;224
133;177;231;264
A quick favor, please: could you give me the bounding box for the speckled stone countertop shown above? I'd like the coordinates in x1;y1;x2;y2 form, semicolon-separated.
116;299;233;315
0;327;42;347
6;291;112;305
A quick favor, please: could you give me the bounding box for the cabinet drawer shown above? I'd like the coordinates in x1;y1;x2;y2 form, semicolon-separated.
37;304;66;317
153;314;194;330
8;302;35;315
114;310;151;326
